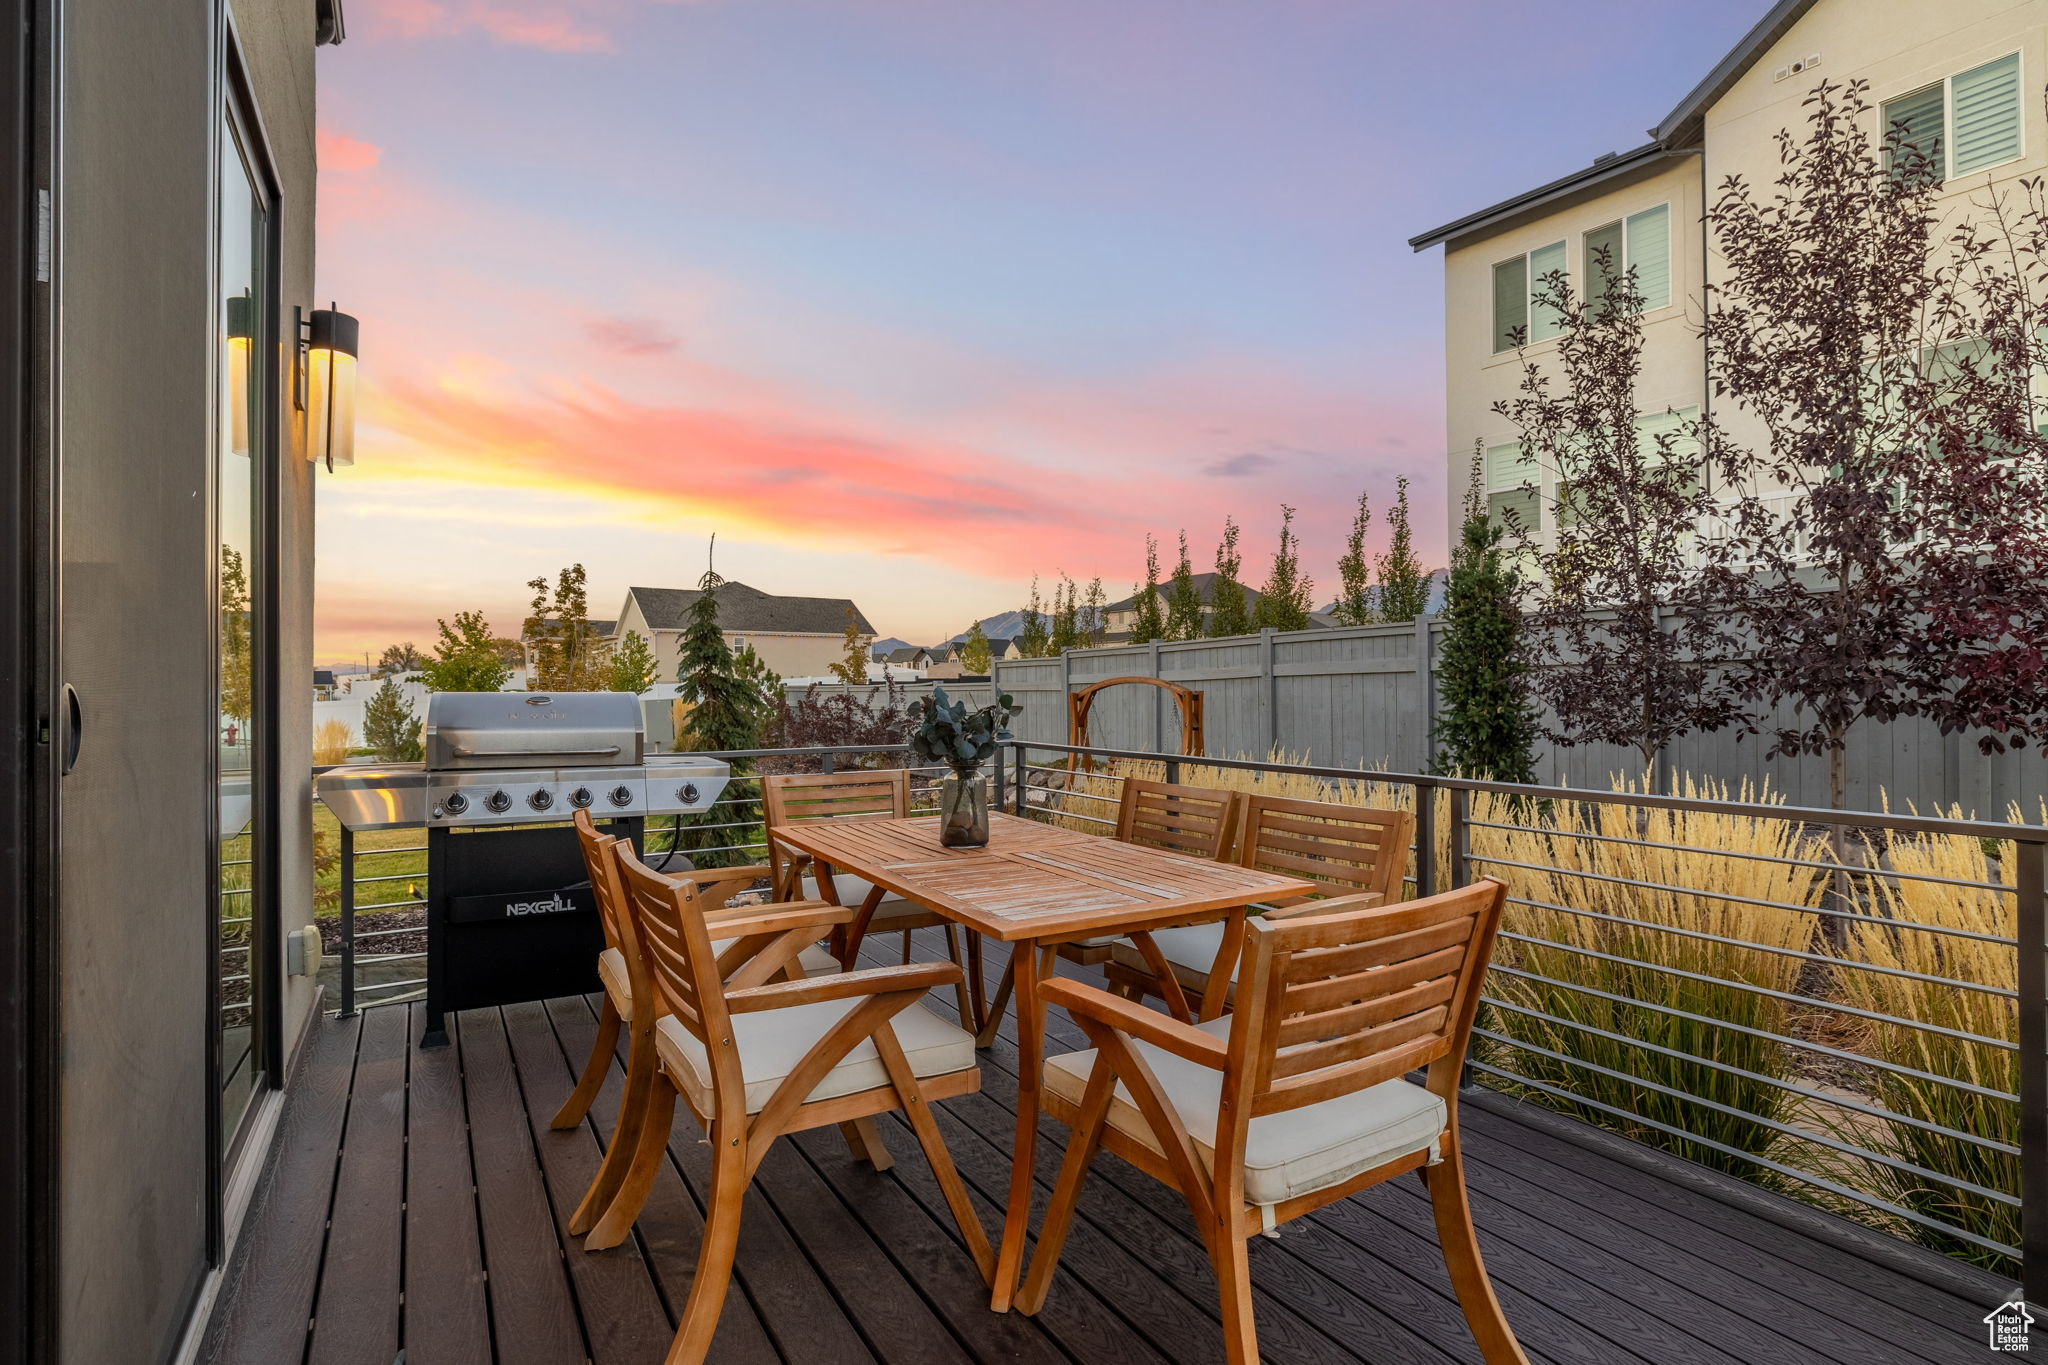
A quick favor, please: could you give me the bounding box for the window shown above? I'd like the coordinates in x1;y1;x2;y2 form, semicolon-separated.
1584;204;1671;313
1491;240;1567;352
1485;440;1539;531
1884;53;2022;183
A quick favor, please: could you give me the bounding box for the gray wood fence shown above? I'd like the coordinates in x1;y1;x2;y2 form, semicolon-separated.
992;620;2048;818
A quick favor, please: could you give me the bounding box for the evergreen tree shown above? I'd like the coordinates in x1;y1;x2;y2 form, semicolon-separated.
523;563;605;690
362;676;423;761
1375;477;1432;624
1431;469;1538;783
1128;534;1166;644
828;605;869;685
1251;504;1314;632
1082;576;1107;648
606;629;658;694
1018;576;1051;658
1163;531;1204;641
1332;488;1375;626
960;620;994;674
420;610;511;692
673;544;773;865
1206;517;1252;637
1049;574;1084;652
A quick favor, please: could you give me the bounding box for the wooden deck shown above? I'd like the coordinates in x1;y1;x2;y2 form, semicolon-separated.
203;939;2021;1365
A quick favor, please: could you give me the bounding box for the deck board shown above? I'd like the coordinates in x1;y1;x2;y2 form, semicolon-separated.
204;950;2018;1365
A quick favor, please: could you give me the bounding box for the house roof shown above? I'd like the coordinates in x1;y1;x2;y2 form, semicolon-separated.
1410;0;1821;254
885;646;929;664
624;582;874;636
312;669;336;686
1101;573;1263;614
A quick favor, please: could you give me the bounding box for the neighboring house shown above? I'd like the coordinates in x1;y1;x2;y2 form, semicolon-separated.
1317;570;1451;622
886;645;933;669
1409;0;2044;546
312;668;336;701
519;616;616;676
1100;573;1264;634
614;583;874;680
868;635;913;661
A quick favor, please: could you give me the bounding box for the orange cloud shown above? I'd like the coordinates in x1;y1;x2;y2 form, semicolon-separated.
365;374;1141;572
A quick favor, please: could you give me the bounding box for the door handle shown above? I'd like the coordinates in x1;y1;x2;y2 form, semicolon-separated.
60;682;81;775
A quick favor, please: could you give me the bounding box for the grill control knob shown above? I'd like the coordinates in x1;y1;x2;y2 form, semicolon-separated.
484;789;512;814
568;786;594;809
608;785;634;808
527;789;554;812
679;782;700;805
443;791;470;815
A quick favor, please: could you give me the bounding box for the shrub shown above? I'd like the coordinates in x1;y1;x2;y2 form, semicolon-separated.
1830;802;2030;1271
313;719;355;766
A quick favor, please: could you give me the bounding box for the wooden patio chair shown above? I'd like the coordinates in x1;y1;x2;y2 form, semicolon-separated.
551;809;844;1240
1020;878;1527;1365
591;840;994;1365
762;769;974;1025
1103;795;1414;1022
1053;776;1242;967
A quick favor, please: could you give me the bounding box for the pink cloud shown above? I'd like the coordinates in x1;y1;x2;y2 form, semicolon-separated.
584;315;680;356
359;0;617;53
317;129;383;173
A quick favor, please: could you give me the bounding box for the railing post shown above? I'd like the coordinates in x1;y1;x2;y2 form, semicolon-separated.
2019;837;2046;1312
338;824;357;1018
1447;785;1469;890
1013;743;1029;816
821;748;837;774
1414;779;1436;900
1164;757;1181;784
993;741;1007;813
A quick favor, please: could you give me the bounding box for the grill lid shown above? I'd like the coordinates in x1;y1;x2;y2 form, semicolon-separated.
424;691;646;771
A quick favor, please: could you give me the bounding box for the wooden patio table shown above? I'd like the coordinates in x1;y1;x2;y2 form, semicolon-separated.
769;809;1317;1311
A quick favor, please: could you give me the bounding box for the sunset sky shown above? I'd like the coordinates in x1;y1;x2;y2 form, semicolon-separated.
313;0;1760;664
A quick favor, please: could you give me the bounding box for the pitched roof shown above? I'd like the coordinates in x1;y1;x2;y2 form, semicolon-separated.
624;582;874;636
1101;572;1263;614
1410;0;1821;254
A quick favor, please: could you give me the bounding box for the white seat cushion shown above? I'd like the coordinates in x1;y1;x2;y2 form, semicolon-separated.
823;872;934;926
1110;921;1232;980
599;948;634;1021
1042;1017;1446;1207
657;999;975;1115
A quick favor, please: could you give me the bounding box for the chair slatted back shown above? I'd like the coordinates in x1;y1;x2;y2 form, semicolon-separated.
1229;879;1506;1120
762;770;911;888
574;808;632;953
1113;778;1239;861
613;842;733;1066
1235;795;1413;905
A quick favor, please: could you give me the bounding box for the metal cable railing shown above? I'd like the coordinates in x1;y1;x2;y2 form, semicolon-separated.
319;736;2048;1299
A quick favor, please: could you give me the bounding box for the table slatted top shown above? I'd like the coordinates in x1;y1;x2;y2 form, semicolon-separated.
772;811;1317;943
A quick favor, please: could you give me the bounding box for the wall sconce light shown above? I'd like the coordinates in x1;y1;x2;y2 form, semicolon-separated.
303;304;359;470
225;292;253;459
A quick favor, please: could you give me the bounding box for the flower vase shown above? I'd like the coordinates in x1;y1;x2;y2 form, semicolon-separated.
938;770;990;848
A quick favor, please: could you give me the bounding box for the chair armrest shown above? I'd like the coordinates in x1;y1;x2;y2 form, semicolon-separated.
725;960;963;1013
1039;978;1228;1070
688;863;776;907
703;900;852;940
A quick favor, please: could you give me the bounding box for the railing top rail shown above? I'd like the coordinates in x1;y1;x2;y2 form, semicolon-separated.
1005;738;2048;844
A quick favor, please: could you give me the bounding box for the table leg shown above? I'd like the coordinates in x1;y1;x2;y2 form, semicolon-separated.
975;948;1018;1050
993;942;1050;1311
838;885;887;968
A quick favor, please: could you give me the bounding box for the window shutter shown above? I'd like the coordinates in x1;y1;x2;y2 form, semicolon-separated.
1492;257;1528;352
1486;440;1529;491
1625;206;1670;310
1528;241;1567;342
1584;221;1623;315
1952;53;2021;175
1883;83;1946;181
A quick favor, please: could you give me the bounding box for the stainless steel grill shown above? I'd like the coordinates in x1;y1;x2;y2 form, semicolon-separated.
317;691;729;830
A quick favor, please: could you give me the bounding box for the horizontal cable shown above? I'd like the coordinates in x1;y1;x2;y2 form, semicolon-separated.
1496;929;2014;1051
350;845;427;858
351;871;424;886
1482;995;2017;1155
1486;961;2019;1102
351;924;424;942
1466;1060;2018;1259
1476;846;2012;944
1467;815;2014;899
1495;883;2016;999
353;951;426;966
352;897;427;913
1473;1031;2018;1206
